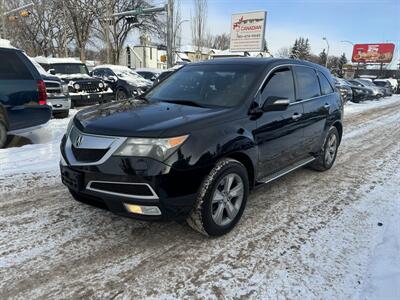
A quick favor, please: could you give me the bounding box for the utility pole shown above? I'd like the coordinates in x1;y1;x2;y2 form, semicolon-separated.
166;0;173;68
322;37;330;68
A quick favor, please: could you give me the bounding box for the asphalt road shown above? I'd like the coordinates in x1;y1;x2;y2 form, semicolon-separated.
1;99;400;299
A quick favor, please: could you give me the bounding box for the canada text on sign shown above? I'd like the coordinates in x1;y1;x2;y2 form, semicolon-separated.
230;11;267;52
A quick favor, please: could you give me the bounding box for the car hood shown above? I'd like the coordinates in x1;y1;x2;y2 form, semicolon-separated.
74;100;232;137
58;73;99;82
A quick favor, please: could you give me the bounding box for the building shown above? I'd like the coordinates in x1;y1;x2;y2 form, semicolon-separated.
120;45;160;69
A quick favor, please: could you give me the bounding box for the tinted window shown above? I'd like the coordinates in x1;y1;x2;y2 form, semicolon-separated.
52;63;89;75
295;66;320;100
92;69;104;77
262;67;295;102
0;50;33;80
318;71;334;95
147;64;264;108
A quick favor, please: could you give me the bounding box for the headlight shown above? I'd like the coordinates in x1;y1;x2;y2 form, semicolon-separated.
99;82;104;89
62;84;69;93
74;83;80;90
113;135;189;160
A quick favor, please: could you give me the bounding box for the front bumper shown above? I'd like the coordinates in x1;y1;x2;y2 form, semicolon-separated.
60;158;200;221
70;91;114;106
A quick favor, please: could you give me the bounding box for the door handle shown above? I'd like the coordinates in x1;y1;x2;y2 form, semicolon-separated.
324;103;331;109
292;113;302;121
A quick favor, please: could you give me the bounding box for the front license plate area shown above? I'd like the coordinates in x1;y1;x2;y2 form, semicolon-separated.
62;168;83;192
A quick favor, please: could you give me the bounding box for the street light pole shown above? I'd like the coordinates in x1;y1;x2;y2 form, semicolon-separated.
166;0;173;68
322;37;330;68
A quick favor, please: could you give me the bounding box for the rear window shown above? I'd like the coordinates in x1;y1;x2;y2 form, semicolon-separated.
294;66;321;100
0;50;33;80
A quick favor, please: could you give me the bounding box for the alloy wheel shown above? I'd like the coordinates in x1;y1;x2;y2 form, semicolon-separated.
325;134;337;166
211;173;244;227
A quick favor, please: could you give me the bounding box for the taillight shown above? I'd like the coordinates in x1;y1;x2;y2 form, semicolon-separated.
37;80;48;105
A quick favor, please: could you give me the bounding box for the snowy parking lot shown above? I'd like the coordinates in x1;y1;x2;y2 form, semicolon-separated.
1;96;400;299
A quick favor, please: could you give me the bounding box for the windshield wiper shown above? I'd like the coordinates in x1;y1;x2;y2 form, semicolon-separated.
162;100;205;107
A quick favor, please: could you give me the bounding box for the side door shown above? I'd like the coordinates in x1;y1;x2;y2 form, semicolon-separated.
294;66;331;154
254;66;306;179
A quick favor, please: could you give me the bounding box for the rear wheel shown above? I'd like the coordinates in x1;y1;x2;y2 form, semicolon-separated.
309;127;339;171
187;158;249;236
54;110;69;119
0;118;7;149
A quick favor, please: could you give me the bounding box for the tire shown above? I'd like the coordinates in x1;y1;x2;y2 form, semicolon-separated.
187;158;249;237
53;110;69;119
0;117;7;149
309;127;339;171
116;89;128;101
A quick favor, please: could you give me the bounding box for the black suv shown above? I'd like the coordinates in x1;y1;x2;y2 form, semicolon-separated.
0;42;51;148
35;58;113;107
60;58;343;236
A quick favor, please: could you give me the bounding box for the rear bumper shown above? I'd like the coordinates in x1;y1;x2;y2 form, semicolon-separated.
70;91;114;106
48;96;71;112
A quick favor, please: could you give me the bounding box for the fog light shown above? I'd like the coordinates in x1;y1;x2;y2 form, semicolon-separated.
124;204;161;216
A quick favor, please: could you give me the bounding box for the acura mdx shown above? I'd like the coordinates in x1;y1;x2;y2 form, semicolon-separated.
60;58;343;236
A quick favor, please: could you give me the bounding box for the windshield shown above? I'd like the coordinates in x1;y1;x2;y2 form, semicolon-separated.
373;81;386;87
53;63;89;75
113;68;143;80
358;79;374;86
146;64;264;108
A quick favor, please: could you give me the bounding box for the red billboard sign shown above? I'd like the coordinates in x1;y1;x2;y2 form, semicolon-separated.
352;43;395;63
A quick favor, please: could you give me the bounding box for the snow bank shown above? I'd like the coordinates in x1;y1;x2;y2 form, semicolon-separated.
344;94;400;116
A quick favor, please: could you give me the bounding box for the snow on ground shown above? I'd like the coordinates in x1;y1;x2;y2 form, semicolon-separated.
1;96;400;299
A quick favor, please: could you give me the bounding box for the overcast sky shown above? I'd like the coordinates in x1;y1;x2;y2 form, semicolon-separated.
138;0;400;64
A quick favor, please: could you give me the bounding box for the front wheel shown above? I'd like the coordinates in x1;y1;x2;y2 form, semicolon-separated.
116;89;128;101
187;158;249;236
309;127;339;171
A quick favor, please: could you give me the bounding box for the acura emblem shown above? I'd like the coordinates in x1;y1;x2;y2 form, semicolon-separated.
75;135;84;147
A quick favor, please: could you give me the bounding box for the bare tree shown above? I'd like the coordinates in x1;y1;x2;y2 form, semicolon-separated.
212;33;230;50
63;0;98;62
275;47;290;58
191;0;207;58
94;0;165;64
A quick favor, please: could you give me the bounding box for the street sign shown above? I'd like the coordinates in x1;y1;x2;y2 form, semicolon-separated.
230;11;267;52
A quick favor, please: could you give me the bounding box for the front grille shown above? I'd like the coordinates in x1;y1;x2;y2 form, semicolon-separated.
45;80;62;94
79;82;100;93
89;182;155;197
71;146;108;163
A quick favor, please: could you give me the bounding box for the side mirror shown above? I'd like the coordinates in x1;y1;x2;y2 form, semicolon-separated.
151;76;156;81
48;69;56;75
107;75;117;83
262;96;290;112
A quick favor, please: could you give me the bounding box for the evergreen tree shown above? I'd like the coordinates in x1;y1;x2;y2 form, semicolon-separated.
290;37;311;60
319;49;327;66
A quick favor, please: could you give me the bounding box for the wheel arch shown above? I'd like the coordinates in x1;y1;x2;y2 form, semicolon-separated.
0;104;9;129
226;151;255;189
332;121;343;144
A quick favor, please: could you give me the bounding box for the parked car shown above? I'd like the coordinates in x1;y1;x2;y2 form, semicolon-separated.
351;79;384;98
0;40;51;148
333;77;352;104
92;65;152;100
153;65;183;86
347;79;377;101
60;58;343;236
29;57;71;118
373;79;393;96
34;57;113;107
135;68;162;82
376;78;398;93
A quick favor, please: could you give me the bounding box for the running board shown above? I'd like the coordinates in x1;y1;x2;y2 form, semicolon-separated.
260;157;316;185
